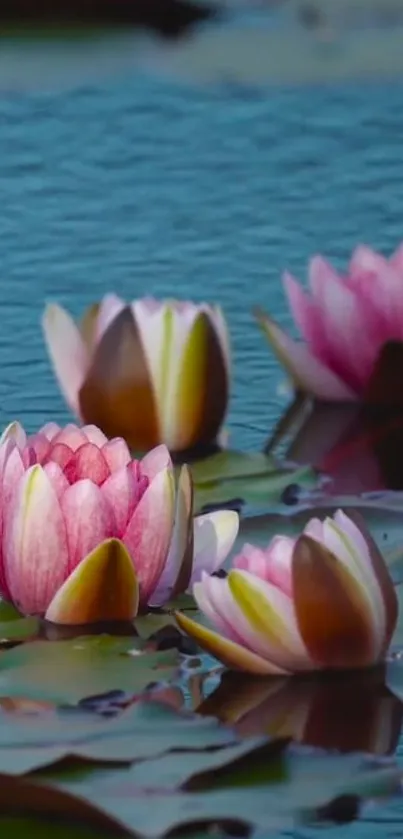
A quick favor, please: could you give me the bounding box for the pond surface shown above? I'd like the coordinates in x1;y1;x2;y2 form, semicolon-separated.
1;52;403;838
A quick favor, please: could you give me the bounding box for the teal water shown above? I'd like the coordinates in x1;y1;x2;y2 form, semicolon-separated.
1;78;403;452
1;68;403;836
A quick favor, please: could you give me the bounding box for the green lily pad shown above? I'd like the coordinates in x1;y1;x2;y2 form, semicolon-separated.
0;636;179;704
189;451;276;485
0;601;23;622
0;617;39;642
0;817;211;839
0;700;237;775
35;745;401;838
194;465;317;513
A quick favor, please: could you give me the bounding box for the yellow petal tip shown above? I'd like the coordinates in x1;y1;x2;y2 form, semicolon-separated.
45;538;139;625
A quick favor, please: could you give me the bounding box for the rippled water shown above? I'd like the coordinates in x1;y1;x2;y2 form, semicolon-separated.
1;77;403;453
1;65;403;836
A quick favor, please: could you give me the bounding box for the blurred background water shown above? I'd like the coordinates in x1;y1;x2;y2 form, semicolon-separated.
1;73;402;454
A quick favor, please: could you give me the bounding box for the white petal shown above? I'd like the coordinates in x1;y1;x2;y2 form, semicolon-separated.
132;300;199;449
42;303;89;415
0;421;27;449
191;510;239;582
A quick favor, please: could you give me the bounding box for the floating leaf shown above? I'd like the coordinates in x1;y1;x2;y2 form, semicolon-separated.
33;746;401;838
194;465;317;513
0;701;237;775
56;736;287;794
189;451;276;485
0;817;125;839
0;817;210;839
0;601;23;622
0;617;39;642
0;636;178;704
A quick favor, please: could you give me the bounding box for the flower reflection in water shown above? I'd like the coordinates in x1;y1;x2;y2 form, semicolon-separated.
266;396;403;496
198;667;403;756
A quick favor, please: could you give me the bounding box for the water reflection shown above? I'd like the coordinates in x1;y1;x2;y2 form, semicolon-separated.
198;667;403;756
266;397;403;495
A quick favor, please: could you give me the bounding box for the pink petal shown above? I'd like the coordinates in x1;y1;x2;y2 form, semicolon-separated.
64;443;110;486
50;424;88;452
28;433;51;464
256;309;355;401
123;467;174;604
42;304;89;416
40;422;61;441
141;445;172;482
264;536;294;596
191;510;239;581
0;443;26;599
44;443;74;472
233;537;294;597
233;543;270;578
349;245;403;341
101;466;140;535
4;465;69;615
1;447;26;512
42;462;70;502
309;257;377;390
81;425;108;447
283;272;328;362
102;438;132;473
61;479;115;574
349;245;389;278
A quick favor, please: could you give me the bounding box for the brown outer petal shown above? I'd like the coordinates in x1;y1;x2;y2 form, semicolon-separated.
78;306;159;451
171;465;195;598
292;535;375;669
345;510;398;654
184;311;228;450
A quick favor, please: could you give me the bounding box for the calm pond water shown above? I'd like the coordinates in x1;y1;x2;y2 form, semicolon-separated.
1;65;403;836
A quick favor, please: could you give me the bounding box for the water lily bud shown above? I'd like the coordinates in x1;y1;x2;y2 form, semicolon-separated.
176;509;398;673
42;297;230;454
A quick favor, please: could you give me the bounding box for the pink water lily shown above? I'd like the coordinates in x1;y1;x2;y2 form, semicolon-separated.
0;422;239;624
256;244;403;402
42;295;230;453
176;510;398;674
